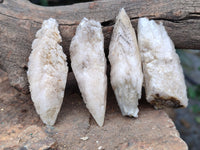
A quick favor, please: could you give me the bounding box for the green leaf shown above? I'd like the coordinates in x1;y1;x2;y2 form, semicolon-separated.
188;87;197;99
190;105;200;113
195;116;200;124
176;50;194;70
40;0;48;6
198;66;200;71
195;86;200;100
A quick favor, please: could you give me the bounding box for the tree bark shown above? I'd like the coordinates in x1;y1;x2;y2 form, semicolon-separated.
0;0;200;93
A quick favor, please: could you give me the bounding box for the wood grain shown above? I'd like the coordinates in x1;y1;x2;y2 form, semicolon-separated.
0;0;200;93
0;69;188;150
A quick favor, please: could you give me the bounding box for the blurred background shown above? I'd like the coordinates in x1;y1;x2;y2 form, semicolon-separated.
30;0;200;149
175;50;200;150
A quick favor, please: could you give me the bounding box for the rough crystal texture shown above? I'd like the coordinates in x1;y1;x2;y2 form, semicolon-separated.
27;18;68;125
70;18;107;127
137;17;188;108
108;8;143;117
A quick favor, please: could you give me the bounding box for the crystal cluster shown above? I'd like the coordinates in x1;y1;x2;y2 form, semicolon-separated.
137;17;188;108
109;9;143;117
27;10;188;126
27;18;68;125
70;18;107;127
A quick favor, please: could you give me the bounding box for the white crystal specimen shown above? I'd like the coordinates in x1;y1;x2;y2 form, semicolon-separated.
27;18;68;125
70;18;107;127
137;17;188;108
108;8;143;117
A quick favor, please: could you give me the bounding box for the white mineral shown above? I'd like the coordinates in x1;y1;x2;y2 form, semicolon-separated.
108;8;143;117
27;18;68;125
70;18;107;127
137;17;188;108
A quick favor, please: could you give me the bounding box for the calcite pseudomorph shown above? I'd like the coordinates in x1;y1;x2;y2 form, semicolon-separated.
27;18;68;125
109;8;143;117
137;17;188;108
70;18;107;127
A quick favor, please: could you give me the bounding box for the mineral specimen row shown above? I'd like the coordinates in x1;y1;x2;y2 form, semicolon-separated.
27;9;188;126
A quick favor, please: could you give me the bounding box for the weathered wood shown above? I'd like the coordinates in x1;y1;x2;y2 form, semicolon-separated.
0;0;200;92
0;69;188;149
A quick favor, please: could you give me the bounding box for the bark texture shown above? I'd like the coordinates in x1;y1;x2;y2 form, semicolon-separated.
0;0;200;92
0;69;188;150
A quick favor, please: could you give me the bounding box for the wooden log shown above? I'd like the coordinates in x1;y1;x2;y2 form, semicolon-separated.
0;69;188;150
0;0;200;93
